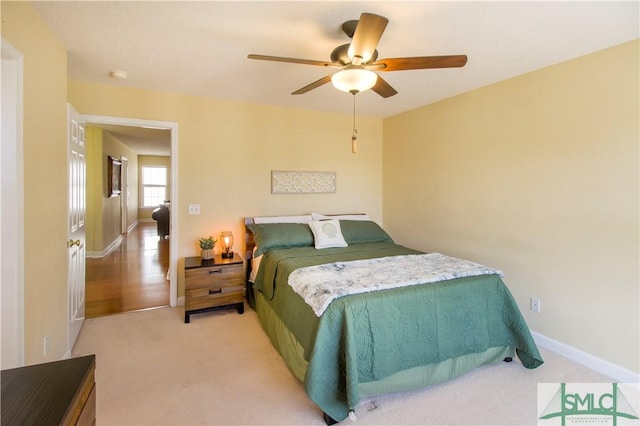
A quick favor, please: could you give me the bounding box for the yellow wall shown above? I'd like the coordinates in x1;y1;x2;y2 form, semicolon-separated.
85;127;102;253
85;128;139;253
123;151;139;232
101;132;138;247
1;1;69;363
138;155;171;221
383;40;639;373
68;82;383;298
117;149;139;233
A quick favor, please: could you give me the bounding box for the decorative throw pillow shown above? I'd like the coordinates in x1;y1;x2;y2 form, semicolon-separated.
340;220;394;244
308;219;348;249
247;223;314;256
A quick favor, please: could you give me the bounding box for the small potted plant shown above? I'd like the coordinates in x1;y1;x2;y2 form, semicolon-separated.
199;236;216;260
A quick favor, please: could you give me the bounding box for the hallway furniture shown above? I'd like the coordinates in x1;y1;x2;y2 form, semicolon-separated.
152;204;170;238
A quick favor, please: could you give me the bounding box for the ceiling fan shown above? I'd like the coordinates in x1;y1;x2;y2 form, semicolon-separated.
248;12;468;98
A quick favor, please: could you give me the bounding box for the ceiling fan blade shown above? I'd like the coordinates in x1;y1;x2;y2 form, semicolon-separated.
248;54;333;67
371;75;397;98
291;75;333;95
375;55;468;71
348;13;388;64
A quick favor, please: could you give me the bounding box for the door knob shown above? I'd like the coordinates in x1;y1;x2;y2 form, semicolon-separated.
68;239;81;248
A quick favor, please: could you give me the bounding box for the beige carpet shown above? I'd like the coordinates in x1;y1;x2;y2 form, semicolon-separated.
72;306;613;425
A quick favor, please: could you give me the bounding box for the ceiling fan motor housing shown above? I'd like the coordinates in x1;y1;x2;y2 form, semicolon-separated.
331;44;378;66
341;19;359;38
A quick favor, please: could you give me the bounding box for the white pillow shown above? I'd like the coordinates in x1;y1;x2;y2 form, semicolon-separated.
308;220;348;249
254;215;312;224
311;212;370;221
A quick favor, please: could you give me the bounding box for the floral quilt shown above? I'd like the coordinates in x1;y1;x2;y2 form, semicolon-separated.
288;252;504;316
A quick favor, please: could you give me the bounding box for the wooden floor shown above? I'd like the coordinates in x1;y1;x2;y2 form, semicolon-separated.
85;222;170;318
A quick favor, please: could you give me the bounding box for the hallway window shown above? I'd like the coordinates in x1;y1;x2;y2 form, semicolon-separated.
142;166;167;207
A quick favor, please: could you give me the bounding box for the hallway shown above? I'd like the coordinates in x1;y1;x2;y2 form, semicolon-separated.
85;222;170;318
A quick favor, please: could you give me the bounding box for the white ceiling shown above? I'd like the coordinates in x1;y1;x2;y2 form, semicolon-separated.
32;1;638;153
89;123;171;156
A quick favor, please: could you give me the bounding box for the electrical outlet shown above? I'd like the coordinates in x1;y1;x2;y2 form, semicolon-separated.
530;297;541;313
188;204;200;215
43;336;50;356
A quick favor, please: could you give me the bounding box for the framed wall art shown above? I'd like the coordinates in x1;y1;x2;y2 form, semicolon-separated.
271;171;336;194
108;155;122;197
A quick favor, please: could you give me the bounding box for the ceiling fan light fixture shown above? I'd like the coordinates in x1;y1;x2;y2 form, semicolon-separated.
331;69;377;94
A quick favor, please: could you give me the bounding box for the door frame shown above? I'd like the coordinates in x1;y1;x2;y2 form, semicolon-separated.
1;38;25;369
120;156;129;232
82;114;179;307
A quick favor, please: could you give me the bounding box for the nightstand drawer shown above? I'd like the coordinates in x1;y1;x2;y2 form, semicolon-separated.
185;286;244;311
183;253;245;323
185;264;243;289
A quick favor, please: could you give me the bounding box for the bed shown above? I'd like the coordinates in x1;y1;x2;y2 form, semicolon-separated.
244;214;543;424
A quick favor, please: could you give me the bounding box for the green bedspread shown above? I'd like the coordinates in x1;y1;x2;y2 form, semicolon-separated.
253;242;543;421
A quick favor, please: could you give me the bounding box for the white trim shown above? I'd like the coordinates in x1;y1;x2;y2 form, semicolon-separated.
532;331;640;385
86;235;123;259
176;296;185;307
127;220;138;234
88;222;139;258
120;155;129;233
1;38;25;369
82;114;178;307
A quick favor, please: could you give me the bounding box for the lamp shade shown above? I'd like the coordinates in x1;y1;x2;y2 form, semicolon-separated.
220;231;234;258
331;69;378;93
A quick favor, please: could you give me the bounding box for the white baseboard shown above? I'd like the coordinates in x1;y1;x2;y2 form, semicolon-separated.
86;235;123;259
126;220;138;233
532;331;640;385
176;296;185;307
86;223;137;258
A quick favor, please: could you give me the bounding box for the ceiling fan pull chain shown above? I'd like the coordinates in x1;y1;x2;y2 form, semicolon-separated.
352;130;358;154
352;93;358;154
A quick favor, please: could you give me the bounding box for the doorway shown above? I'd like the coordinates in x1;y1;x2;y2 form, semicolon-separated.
81;115;178;315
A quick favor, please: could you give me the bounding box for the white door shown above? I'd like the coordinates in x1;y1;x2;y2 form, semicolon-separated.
68;104;86;352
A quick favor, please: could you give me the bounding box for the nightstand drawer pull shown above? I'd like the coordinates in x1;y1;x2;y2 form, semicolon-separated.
209;288;223;295
208;268;223;274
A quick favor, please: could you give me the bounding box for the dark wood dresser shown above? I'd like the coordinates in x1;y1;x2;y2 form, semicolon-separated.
1;354;96;425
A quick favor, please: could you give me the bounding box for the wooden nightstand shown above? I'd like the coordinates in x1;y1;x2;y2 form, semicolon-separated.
184;253;245;323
